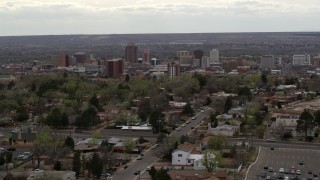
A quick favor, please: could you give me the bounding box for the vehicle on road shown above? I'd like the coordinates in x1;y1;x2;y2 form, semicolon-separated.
7;147;16;151
191;126;194;129
123;165;128;169
270;146;274;150
279;168;284;173
186;121;190;124
181;124;186;127
137;156;143;160
146;166;152;171
176;127;181;131
266;138;276;142
201;110;204;113
33;169;43;172
192;117;195;120
133;170;140;175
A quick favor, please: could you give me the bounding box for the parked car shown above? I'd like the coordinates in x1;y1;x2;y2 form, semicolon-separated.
264;165;268;170
296;169;301;175
285;169;290;174
269;167;274;172
279;168;284;173
260;171;267;178
270;146;274;150
176;127;181;131
299;160;304;165
134;170;140;175
186;121;191;124
267;138;276;142
7;147;16;151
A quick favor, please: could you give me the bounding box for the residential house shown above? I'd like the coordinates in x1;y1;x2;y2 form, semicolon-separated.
11;126;37;143
274;113;315;137
172;144;209;170
207;124;238;137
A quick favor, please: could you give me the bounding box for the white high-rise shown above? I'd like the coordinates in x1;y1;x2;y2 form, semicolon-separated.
210;49;219;64
293;54;311;65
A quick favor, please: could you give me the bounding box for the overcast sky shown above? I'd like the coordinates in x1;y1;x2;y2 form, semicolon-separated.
1;0;320;36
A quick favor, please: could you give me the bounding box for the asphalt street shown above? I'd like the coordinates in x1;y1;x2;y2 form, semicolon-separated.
247;147;320;180
112;107;212;180
252;139;320;150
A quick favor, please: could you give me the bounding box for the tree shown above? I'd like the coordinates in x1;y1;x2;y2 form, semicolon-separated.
75;106;99;129
45;107;69;128
205;97;211;105
149;109;165;133
7;80;15;90
64;136;75;150
32;126;57;167
149;166;157;179
207;136;228;151
5;151;12;163
90;152;103;179
297;110;315;141
72;150;81;178
314;110;320;131
90;94;101;110
201;151;218;172
15;106;29;122
0;156;5;166
183;102;193;115
261;74;268;84
125;74;130;82
138;99;152;122
224;96;232;113
123;138;135;160
54;161;62;170
155;168;171;180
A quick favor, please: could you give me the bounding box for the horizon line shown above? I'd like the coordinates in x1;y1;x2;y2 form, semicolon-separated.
1;31;320;37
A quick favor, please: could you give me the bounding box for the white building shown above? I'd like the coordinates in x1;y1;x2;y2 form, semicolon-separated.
210;49;219;64
293;54;311;65
201;56;210;68
172;144;212;170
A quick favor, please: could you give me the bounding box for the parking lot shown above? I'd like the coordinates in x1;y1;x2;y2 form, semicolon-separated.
247;147;320;179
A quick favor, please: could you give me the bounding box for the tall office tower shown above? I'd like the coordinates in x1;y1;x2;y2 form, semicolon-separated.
179;55;193;66
125;43;138;63
313;55;320;67
74;52;86;64
176;51;191;59
60;53;70;67
274;56;282;67
143;49;151;63
260;55;274;69
193;49;204;60
167;61;180;78
201;56;210;68
293;54;311;65
209;49;220;64
104;59;124;78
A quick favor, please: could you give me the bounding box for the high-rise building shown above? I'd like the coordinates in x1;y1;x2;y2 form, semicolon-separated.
74;52;86;64
293;54;311;65
60;53;70;67
179;55;193;66
260;55;274;69
313;55;320;67
201;56;210;68
125;43;138;63
193;49;204;60
176;51;191;59
104;59;124;78
210;49;219;64
167;61;180;78
143;49;151;63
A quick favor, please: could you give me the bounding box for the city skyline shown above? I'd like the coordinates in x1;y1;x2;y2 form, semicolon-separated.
1;0;320;36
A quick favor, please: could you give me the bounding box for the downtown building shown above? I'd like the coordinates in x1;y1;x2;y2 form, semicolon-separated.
125;43;138;64
292;54;311;65
143;48;151;63
167;61;180;78
104;59;124;78
260;55;274;69
209;49;219;64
